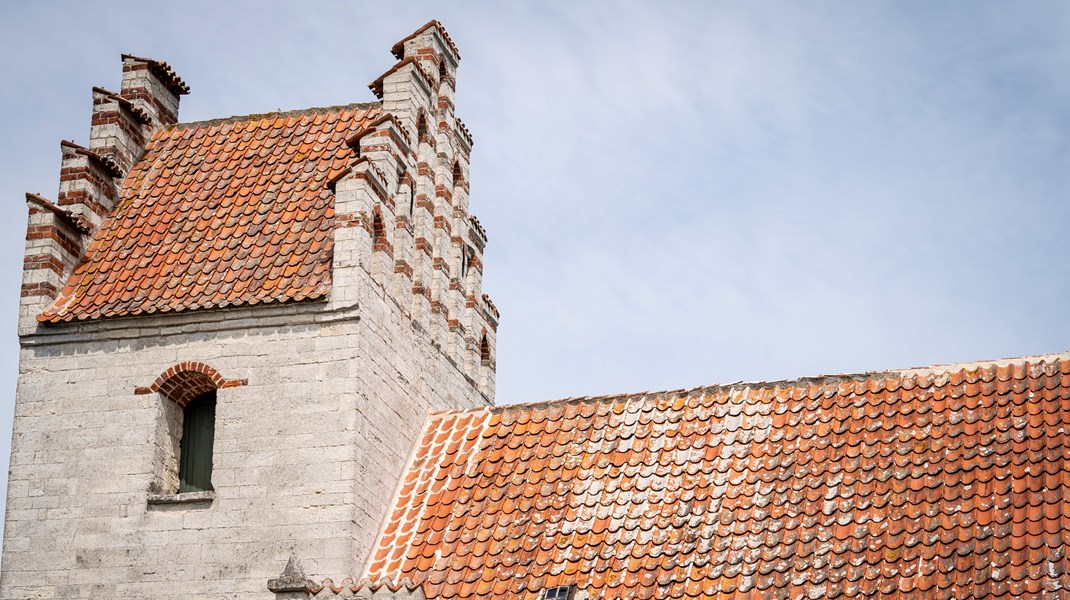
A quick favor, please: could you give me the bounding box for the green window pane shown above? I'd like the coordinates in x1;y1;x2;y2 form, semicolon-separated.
179;391;216;493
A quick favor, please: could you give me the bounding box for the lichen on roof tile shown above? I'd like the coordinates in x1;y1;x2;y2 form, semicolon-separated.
39;103;381;323
364;352;1070;599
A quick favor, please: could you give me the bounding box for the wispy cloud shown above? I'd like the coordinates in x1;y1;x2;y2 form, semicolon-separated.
1;2;1068;432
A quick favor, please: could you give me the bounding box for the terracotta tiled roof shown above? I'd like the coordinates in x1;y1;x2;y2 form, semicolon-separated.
366;353;1070;599
40;103;381;322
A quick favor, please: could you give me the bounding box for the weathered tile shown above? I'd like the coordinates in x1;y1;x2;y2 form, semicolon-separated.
40;104;380;323
366;356;1070;599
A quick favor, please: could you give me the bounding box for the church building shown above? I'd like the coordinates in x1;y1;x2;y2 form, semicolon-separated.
3;20;1068;600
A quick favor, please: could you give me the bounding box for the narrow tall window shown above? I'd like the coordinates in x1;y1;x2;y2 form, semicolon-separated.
417;113;429;142
372;210;386;248
480;333;491;366
179;391;216;493
452;161;463;186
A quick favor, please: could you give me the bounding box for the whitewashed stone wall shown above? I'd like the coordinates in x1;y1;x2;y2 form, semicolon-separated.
1;265;489;599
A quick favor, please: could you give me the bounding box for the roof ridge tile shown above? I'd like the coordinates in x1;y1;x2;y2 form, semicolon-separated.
170;102;381;132
413;350;1070;421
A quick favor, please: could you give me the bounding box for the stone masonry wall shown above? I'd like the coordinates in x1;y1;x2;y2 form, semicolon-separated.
1;280;487;599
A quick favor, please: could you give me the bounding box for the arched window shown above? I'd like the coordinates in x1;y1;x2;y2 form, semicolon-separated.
146;362;230;498
480;333;491;366
179;391;216;493
416;113;429;142
452;161;463;186
460;246;470;278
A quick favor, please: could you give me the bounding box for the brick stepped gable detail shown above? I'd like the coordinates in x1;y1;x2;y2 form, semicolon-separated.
18;55;186;318
4;21;494;600
29;21;497;388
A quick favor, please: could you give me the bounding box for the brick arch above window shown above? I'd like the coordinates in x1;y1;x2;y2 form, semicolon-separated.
134;361;247;407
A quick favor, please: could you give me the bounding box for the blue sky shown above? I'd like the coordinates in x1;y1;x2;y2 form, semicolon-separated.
1;0;1069;540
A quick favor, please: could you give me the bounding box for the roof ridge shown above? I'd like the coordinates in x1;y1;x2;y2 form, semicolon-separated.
438;349;1070;417
170;102;381;130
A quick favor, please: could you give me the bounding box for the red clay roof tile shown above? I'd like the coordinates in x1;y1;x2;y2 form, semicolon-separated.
40;103;381;323
366;353;1070;599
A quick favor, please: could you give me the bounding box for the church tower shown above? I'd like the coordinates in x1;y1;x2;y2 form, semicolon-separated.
2;21;497;599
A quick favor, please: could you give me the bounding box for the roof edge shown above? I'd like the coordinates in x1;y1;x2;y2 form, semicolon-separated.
368;56;434;100
121;53;190;95
169;102;381;131
38;285;332;324
441;349;1070;418
25;192;92;235
390;19;460;61
358;408;442;583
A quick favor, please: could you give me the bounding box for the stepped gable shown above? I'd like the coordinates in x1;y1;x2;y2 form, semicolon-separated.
366;352;1070;599
40;103;381;322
